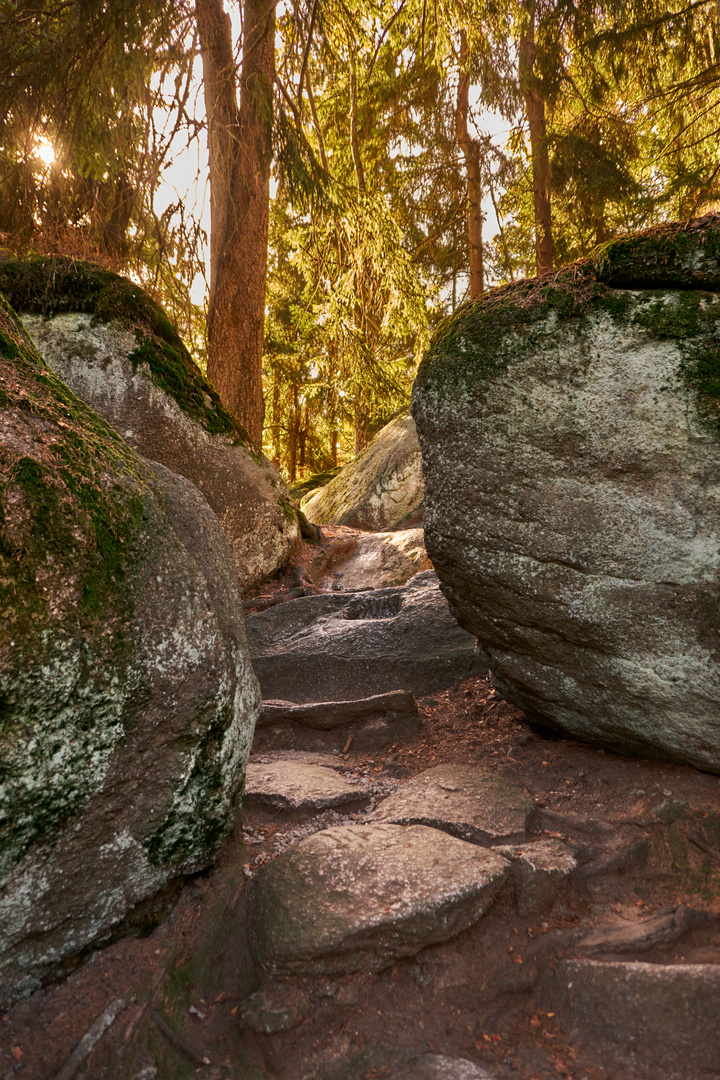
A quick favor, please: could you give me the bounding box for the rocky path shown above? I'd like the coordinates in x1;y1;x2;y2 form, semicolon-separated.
3;538;720;1080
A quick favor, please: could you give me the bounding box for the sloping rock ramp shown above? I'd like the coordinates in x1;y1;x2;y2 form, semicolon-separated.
245;570;486;703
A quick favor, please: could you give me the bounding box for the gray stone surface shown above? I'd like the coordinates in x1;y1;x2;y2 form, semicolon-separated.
249;823;509;975
396;1056;495;1080
22;310;299;591
0;300;260;1007
494;839;576;916
259;689;418;729
553;959;720;1078
303;412;423;531
412;223;720;771
245;570;486;703
368;765;534;845
243;761;370;813
312;1046;496;1080
328;527;432;590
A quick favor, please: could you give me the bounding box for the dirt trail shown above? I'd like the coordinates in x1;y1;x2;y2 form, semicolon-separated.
3;538;720;1080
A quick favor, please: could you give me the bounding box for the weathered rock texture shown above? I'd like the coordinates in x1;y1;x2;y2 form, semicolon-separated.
302;413;423;530
494;839;576;916
369;765;534;844
330;527;432;590
243;761;369;813
553;959;720;1078
412;219;720;772
249;823;509;975
245;570;486;703
0;297;260;1007
0;256;299;591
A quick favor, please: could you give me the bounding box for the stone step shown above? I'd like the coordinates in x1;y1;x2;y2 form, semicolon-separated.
249;823;509;976
368;764;534;845
258;689;418;730
243;761;370;815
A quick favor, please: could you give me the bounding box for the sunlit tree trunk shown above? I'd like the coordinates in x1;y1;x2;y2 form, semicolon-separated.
196;0;275;445
519;0;554;275
455;30;483;297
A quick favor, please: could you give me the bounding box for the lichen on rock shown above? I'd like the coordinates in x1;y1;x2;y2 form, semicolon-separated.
412;217;720;772
0;293;260;1007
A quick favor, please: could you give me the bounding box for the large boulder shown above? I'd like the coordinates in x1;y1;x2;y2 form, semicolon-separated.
412;219;720;772
0;296;260;1007
245;569;486;703
302;412;423;530
0;256;299;592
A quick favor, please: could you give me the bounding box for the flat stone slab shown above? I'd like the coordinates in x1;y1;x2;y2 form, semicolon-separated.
554;959;720;1078
494;839;576;916
259;690;418;730
368;765;534;844
243;762;369;813
249;823;509;975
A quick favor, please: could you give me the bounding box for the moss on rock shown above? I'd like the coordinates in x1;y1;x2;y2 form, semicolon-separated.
0;254;253;445
0;291;259;1003
416;217;720;427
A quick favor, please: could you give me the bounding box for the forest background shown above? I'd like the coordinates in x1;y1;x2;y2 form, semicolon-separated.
2;0;719;484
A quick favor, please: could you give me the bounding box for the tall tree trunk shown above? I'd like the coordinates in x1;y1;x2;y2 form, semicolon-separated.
455;30;483;298
289;384;300;482
518;0;554;275
298;400;308;470
196;0;275;446
330;427;338;467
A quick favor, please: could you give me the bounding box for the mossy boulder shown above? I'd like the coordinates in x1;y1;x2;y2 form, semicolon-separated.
412;216;720;773
0;293;261;1007
302;413;423;531
0;255;299;592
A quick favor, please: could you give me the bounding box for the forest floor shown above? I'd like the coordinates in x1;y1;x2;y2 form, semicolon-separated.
3;532;720;1080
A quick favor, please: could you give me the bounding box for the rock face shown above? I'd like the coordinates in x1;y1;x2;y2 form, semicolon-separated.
368;765;534;844
249;823;509;975
245;570;486;703
553;959;720;1078
302;413;423;530
0;256;299;592
412;220;720;772
0;297;260;1007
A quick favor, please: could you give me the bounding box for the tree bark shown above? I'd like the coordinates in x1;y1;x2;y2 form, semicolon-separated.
196;0;276;446
518;0;554;275
289;384;300;482
455;30;483;298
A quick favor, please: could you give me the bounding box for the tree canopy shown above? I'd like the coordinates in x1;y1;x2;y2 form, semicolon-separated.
2;0;720;479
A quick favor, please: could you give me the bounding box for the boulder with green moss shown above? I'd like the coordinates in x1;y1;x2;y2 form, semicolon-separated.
0;294;261;1007
302;413;423;531
412;217;720;773
0;256;299;592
